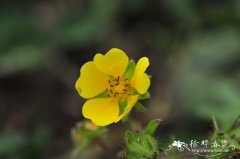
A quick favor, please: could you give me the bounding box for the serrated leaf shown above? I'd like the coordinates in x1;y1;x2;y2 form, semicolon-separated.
134;102;146;112
144;119;160;135
122;60;136;81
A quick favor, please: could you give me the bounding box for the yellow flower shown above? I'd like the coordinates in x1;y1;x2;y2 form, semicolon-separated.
75;48;150;126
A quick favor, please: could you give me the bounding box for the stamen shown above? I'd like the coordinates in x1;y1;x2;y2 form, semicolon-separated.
107;76;131;98
110;89;113;94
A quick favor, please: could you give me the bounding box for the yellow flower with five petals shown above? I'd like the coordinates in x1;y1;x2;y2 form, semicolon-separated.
75;48;150;126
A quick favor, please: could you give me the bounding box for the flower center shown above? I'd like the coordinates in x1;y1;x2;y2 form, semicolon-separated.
106;76;131;97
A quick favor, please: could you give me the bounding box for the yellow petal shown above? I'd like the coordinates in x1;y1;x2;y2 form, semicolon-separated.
131;57;150;94
93;48;129;77
135;57;149;76
133;73;150;94
82;98;119;126
75;61;108;99
115;95;138;122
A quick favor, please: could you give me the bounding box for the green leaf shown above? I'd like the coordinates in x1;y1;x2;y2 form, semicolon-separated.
224;135;240;149
144;119;160;135
145;135;158;152
118;98;128;116
232;128;240;139
212;116;220;132
128;141;152;156
211;116;220;141
226;115;240;133
126;130;135;142
122;60;136;81
134;102;146;112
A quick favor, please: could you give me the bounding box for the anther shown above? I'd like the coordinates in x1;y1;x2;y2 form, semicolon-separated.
113;92;119;97
114;93;119;97
123;89;128;92
110;89;113;94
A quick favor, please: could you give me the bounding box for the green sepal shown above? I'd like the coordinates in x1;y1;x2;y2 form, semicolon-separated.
129;87;139;95
91;91;109;99
138;91;151;100
122;60;136;81
134;102;146;112
118;98;128;116
121;114;129;123
144;119;161;135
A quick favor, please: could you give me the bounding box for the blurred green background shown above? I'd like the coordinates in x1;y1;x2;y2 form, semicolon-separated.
0;0;240;158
